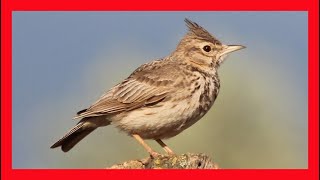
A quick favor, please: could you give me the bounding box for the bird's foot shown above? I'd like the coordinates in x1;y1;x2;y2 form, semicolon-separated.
163;147;175;156
149;151;161;159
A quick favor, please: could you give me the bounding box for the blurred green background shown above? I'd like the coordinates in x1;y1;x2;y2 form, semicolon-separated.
12;12;307;168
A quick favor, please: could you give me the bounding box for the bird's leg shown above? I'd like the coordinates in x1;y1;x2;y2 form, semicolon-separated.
132;134;159;158
156;139;175;155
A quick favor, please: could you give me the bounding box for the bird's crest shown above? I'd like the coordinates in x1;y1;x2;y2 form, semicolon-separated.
185;18;221;45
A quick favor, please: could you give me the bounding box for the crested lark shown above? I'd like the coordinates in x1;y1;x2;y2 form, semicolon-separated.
51;18;245;157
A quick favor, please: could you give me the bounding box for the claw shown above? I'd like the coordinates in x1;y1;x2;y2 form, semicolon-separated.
150;151;160;158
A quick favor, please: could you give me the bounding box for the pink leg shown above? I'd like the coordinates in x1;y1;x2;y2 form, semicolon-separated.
156;139;175;155
132;134;159;158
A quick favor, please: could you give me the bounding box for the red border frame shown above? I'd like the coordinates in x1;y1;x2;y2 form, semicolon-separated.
1;0;319;180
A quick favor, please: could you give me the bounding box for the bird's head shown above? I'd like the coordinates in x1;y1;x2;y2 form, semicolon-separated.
173;18;245;69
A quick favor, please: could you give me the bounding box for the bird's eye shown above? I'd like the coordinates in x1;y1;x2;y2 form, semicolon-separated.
203;45;211;52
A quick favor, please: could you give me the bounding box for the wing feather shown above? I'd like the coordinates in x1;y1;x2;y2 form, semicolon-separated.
74;78;170;119
74;60;179;119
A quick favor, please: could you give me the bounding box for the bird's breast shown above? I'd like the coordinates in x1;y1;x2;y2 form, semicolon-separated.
196;75;220;116
177;74;220;130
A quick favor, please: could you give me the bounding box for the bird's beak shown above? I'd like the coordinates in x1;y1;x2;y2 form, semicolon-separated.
220;45;246;56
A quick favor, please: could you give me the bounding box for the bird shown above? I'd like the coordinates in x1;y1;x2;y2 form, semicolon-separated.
51;18;245;158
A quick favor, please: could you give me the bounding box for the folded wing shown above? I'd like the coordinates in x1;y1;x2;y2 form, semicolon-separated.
74;61;174;119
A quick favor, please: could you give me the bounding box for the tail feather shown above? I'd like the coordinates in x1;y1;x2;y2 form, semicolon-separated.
51;121;97;152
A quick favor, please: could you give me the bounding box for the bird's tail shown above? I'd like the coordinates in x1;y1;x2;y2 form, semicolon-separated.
50;120;97;152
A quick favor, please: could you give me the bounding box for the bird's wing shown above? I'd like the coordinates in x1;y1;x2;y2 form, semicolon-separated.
74;60;176;119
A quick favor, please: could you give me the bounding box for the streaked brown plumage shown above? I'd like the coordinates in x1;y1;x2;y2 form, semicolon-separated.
51;18;245;157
